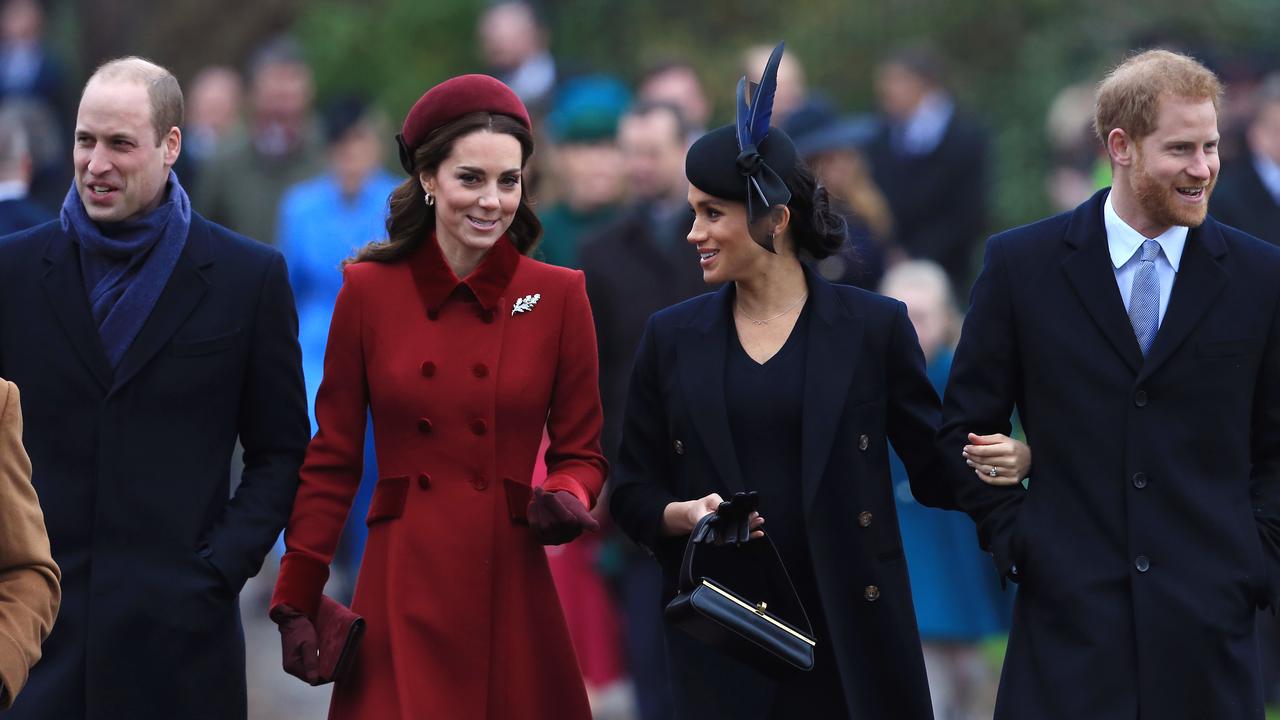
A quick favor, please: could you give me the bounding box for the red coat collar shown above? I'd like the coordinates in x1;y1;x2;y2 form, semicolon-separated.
410;233;521;316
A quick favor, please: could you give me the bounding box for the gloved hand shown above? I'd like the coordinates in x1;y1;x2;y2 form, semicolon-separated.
269;603;322;686
701;491;760;546
527;487;600;545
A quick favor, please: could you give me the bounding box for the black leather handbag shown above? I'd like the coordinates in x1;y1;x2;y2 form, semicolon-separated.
664;511;817;677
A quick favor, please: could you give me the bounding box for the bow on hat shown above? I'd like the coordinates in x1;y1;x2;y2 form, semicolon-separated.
736;42;791;229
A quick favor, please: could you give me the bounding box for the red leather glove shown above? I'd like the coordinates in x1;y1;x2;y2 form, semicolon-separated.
269;604;322;686
527;487;599;545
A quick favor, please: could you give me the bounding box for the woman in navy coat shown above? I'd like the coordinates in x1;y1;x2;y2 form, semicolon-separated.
608;44;1030;719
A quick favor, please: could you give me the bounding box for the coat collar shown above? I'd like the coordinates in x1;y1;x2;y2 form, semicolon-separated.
409;233;520;316
1061;187;1228;377
677;266;862;513
41;216;215;394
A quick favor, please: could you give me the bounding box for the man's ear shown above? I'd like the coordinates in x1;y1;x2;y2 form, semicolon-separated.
1107;128;1134;168
163;126;181;168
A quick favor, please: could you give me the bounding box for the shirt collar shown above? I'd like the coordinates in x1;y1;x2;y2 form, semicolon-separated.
0;179;29;203
409;233;521;316
1103;190;1187;271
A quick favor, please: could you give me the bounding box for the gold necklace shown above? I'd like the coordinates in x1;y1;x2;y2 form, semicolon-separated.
736;292;808;325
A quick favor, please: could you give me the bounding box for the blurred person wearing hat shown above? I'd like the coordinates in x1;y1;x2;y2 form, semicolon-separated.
866;46;989;300
275;97;400;600
786;98;890;290
608;43;1030;719
0;56;309;720
536;75;628;268
269;73;607;719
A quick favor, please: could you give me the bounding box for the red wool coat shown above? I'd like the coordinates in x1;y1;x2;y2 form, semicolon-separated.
271;235;606;719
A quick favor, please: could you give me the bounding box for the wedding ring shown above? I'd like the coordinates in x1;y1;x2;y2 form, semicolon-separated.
988;467;999;477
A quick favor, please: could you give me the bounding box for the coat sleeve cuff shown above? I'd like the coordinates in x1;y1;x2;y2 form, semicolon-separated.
0;627;26;709
271;552;330;619
543;471;594;509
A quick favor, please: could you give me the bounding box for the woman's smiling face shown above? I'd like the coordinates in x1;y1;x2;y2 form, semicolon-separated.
421;129;524;259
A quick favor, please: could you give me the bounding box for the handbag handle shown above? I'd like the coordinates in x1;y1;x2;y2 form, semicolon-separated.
677;512;816;639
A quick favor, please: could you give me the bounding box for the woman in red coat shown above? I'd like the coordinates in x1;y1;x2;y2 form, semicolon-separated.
268;75;606;719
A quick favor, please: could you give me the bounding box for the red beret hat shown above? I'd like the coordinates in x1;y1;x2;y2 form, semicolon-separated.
395;74;532;173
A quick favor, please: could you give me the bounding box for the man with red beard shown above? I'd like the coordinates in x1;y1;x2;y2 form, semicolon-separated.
940;49;1280;719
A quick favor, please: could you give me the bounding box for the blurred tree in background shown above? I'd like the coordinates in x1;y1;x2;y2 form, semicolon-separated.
54;0;1280;232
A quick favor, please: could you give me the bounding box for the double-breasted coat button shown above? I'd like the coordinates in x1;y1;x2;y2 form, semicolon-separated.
1134;390;1148;407
473;363;489;378
427;309;440;321
1132;472;1148;489
417;474;431;490
858;511;873;528
858;434;870;451
1135;555;1150;573
863;585;880;602
417;418;433;434
472;473;488;491
471;418;488;436
421;361;436;377
673;439;685;455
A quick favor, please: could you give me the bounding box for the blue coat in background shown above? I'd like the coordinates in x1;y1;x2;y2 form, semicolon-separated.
890;349;1011;641
276;170;399;573
0;214;310;720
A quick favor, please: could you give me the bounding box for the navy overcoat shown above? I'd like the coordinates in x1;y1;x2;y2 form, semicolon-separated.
609;271;953;719
941;189;1280;719
0;214;309;719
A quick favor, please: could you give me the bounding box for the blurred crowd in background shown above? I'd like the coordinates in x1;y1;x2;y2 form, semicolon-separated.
7;0;1280;717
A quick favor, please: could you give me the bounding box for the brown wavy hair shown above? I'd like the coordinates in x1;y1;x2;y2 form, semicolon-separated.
349;112;541;265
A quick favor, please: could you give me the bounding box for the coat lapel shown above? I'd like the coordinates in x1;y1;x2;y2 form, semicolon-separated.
110;218;213;394
41;230;113;392
1137;218;1228;383
799;270;862;513
1060;190;1144;374
676;285;748;495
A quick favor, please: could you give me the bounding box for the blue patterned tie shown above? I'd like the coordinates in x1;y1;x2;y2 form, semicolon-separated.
1128;240;1161;356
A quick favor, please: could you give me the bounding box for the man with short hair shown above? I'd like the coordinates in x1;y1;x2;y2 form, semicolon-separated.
0;56;309;720
942;49;1280;718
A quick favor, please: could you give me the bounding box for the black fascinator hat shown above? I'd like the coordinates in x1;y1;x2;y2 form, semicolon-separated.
685;41;797;252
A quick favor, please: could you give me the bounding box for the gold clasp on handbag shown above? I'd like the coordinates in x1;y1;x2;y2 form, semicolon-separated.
754;601;768;615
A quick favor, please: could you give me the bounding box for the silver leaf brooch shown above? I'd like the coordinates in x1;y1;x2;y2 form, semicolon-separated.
512;293;541;316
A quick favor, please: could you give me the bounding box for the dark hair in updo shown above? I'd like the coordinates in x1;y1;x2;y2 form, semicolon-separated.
783;160;847;260
348;111;541;265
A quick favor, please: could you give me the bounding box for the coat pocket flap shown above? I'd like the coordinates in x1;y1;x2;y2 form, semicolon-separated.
366;476;409;526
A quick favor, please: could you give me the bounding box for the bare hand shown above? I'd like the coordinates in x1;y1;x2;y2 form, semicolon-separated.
661;492;765;538
964;432;1032;487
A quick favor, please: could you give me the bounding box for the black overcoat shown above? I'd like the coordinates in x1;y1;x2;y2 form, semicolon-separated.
940;188;1280;719
609;270;953;719
0;215;310;719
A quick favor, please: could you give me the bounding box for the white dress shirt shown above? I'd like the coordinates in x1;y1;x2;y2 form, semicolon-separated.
1104;191;1186;328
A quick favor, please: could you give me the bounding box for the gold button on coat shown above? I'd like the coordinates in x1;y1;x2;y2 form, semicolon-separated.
858;511;872;527
864;585;880;602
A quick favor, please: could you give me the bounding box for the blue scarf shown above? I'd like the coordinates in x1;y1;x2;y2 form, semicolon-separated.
61;170;192;369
